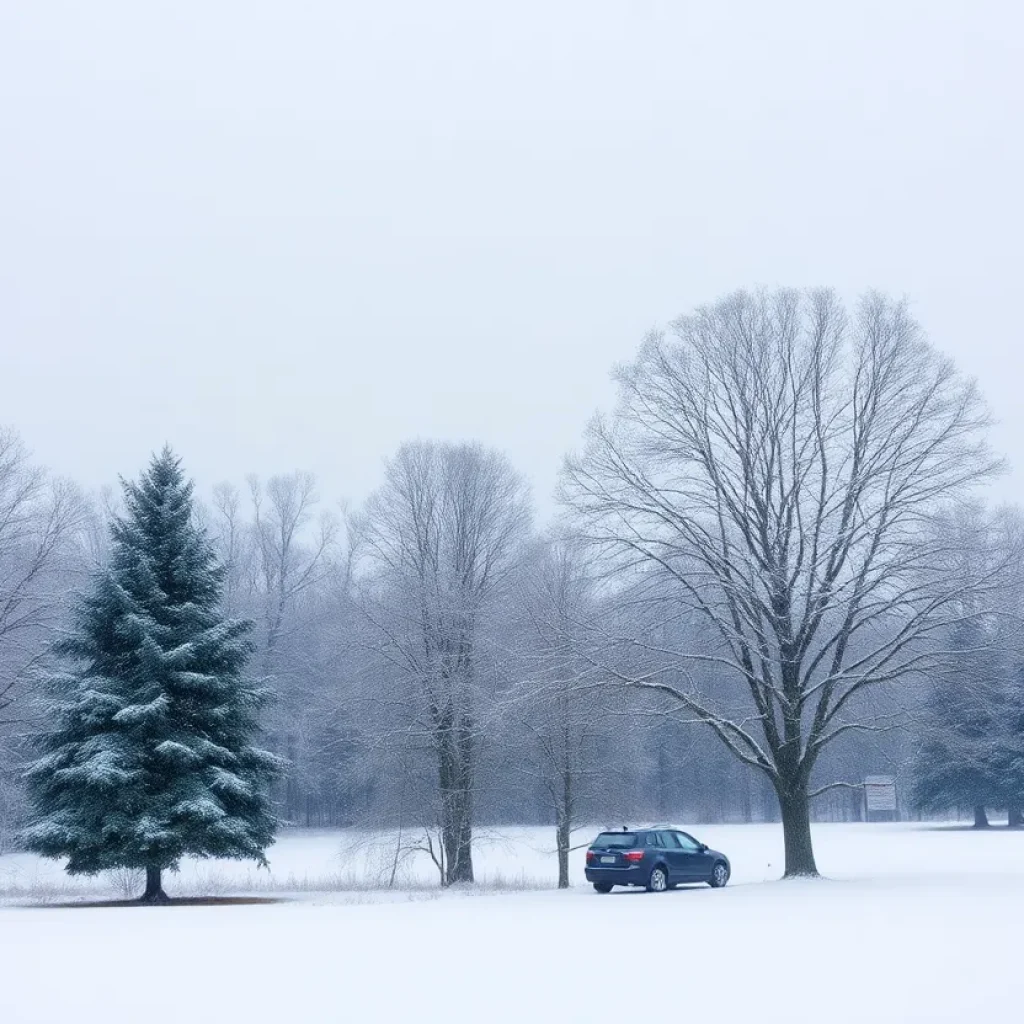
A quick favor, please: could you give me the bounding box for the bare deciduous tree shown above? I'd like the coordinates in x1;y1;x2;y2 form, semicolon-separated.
248;472;339;671
510;536;604;888
356;441;532;884
206;473;343;826
0;428;86;847
563;288;1000;875
0;428;86;726
208;481;251;614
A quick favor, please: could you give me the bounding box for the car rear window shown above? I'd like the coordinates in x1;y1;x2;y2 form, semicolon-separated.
591;832;638;849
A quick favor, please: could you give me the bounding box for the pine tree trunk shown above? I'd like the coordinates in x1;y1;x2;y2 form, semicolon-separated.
140;865;169;903
973;805;990;829
1007;805;1022;828
779;788;819;877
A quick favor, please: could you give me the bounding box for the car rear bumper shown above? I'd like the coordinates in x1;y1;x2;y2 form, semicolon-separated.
585;866;648;885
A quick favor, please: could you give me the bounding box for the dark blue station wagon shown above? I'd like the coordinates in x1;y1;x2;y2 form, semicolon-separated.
585;827;731;893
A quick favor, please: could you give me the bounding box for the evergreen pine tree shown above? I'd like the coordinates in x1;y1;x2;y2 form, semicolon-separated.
22;448;282;901
996;659;1024;827
912;619;1007;827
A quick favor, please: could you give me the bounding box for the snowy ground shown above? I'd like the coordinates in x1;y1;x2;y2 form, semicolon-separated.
2;823;1022;1023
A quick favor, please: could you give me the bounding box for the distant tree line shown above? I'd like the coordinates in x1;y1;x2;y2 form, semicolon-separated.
910;511;1024;828
2;287;1022;892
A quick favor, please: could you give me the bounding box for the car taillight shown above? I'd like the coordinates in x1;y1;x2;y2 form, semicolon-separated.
623;850;644;863
586;851;596;863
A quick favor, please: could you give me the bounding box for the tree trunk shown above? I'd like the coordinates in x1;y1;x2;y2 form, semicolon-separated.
850;786;863;823
740;772;753;824
447;807;474;885
779;789;819;877
556;817;570;890
656;741;668;818
140;865;168;903
555;763;573;889
973;805;990;829
439;728;474;886
1007;805;1022;829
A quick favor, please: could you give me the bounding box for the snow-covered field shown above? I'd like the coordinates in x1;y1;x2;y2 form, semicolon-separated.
2;823;1022;1023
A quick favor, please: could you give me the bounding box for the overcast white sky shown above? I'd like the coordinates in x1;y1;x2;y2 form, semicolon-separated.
2;1;1022;516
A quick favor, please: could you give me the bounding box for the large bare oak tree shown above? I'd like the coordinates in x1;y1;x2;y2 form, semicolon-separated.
562;288;1000;875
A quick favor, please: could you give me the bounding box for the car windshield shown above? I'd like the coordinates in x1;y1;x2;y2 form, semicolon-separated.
591;832;637;849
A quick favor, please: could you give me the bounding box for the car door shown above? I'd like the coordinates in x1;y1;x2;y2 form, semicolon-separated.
673;831;713;881
657;831;686;883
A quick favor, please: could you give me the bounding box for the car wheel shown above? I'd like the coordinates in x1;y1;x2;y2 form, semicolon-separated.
647;865;669;893
593;882;613;894
708;861;730;888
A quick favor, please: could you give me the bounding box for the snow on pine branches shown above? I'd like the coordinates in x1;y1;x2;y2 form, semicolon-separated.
21;447;283;902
